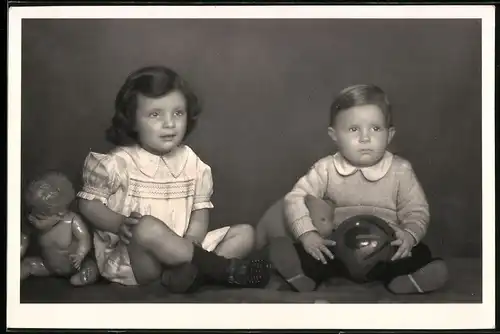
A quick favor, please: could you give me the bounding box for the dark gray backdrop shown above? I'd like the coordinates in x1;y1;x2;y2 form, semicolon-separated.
21;19;482;258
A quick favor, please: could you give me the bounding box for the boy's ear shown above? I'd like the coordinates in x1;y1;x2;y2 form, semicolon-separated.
388;126;396;144
327;126;338;143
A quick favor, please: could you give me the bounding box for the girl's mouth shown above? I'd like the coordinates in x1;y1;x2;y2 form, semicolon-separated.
160;134;176;141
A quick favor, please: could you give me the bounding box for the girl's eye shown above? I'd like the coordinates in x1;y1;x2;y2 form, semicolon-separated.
174;110;186;117
373;126;381;131
149;111;160;118
349;127;358;132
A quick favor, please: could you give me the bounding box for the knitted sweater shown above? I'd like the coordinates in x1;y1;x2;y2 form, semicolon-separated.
284;151;430;244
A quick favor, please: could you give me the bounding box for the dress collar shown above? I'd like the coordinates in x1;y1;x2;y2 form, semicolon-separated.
333;151;393;182
122;144;189;178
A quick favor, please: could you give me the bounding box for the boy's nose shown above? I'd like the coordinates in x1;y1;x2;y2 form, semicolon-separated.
359;130;371;143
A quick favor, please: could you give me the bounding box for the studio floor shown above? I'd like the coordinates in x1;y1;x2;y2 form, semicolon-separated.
20;257;481;303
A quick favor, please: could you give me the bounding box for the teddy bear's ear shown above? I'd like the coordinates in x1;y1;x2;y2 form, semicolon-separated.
305;194;336;223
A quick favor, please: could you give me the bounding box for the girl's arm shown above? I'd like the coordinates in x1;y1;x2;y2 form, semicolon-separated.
184;209;209;245
78;199;125;234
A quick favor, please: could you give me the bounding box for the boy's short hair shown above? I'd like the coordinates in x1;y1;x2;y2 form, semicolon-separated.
106;66;201;146
329;84;393;127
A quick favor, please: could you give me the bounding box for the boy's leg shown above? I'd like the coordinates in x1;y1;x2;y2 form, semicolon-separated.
381;243;449;294
129;216;271;288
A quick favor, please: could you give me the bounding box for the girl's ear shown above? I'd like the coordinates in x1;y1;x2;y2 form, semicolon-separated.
387;126;396;144
327;126;338;143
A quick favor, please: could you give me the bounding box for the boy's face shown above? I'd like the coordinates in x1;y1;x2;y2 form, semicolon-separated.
328;104;395;167
135;90;188;155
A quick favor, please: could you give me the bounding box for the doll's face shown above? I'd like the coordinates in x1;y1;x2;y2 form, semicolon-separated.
328;104;395;168
28;211;64;231
134;90;188;156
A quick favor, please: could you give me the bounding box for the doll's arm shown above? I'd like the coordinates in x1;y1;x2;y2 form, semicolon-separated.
71;213;92;258
184;209;209;246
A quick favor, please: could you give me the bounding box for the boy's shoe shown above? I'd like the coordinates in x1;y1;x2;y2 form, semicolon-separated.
386;259;449;294
268;237;316;292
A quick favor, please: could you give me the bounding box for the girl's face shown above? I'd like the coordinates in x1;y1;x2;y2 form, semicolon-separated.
328;104;395;167
135;90;188;155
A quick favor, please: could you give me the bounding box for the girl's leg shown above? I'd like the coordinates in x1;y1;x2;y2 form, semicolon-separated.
130;215;271;287
21;257;51;280
213;224;255;259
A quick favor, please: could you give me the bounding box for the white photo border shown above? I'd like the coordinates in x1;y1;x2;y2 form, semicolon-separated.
7;5;496;330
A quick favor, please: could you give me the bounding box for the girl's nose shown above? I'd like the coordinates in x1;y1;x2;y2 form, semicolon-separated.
163;113;175;128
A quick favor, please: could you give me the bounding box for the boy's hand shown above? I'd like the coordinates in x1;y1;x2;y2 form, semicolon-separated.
118;211;142;245
390;225;415;261
299;231;336;264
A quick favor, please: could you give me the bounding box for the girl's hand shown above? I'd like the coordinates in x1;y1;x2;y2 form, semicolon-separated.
390;225;415;261
299;231;336;264
118;211;142;245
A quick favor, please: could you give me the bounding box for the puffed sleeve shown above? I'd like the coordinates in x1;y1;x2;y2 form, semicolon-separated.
76;151;124;206
192;160;214;211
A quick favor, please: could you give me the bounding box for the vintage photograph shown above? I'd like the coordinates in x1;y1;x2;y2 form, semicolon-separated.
7;4;495;330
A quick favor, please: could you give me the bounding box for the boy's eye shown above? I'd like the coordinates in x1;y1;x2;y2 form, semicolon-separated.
348;127;358;132
149;111;160;118
373;126;381;131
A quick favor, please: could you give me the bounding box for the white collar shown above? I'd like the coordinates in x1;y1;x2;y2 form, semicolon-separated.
333;151;393;182
121;145;189;178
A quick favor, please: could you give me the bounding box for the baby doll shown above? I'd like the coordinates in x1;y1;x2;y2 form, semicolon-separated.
21;171;99;286
21;232;29;259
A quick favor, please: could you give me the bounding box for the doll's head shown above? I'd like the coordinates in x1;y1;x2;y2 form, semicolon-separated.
25;172;75;230
106;66;202;155
327;84;395;168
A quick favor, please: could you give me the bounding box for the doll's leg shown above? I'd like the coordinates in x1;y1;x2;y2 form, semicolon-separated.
70;257;100;286
383;243;449;294
21;256;51;280
130;216;271;289
268;237;316;292
212;224;255;259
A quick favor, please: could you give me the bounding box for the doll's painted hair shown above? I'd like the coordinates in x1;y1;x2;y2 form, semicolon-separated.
106;66;201;146
329;84;393;128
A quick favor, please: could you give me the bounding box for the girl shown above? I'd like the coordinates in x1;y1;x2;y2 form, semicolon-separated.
272;84;449;294
77;66;270;293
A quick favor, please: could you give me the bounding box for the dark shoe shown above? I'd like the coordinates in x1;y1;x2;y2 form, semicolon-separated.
387;259;449;294
226;258;272;288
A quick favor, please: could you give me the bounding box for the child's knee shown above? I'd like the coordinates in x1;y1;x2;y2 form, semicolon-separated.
131;215;165;246
229;224;255;248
